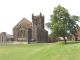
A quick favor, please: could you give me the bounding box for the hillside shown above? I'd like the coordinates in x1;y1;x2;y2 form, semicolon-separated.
0;42;80;60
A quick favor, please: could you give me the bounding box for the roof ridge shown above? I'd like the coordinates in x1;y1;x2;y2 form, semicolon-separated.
13;17;32;29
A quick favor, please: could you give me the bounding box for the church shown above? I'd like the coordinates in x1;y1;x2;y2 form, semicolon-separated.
13;13;48;43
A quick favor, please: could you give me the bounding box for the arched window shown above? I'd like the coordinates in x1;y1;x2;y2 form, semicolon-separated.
18;29;25;38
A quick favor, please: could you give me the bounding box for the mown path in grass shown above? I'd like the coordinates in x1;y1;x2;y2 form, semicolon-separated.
0;42;80;60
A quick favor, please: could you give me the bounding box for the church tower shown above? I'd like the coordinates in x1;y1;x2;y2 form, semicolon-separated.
32;13;44;29
32;13;48;42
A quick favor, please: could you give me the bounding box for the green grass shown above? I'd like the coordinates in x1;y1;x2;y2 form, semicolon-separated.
0;42;80;60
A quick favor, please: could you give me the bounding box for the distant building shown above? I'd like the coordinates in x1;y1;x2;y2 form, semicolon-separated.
67;26;80;41
0;32;13;43
73;26;80;40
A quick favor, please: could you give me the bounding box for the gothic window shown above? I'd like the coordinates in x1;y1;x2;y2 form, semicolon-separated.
18;29;25;38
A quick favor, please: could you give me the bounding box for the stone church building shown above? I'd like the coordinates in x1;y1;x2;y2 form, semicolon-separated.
13;13;48;43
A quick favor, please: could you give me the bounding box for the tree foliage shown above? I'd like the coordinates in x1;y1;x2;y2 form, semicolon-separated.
52;5;70;39
46;22;51;29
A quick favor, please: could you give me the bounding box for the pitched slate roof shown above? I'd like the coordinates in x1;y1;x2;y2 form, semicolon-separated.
13;17;32;30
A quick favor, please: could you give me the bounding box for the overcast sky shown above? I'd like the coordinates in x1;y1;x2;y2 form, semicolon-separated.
0;0;80;34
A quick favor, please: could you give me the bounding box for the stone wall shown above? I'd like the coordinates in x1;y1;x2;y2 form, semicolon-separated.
37;28;48;42
13;28;32;42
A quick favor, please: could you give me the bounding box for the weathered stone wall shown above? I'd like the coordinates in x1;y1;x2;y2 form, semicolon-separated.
76;27;80;40
28;29;32;43
13;29;18;41
32;26;37;41
13;18;32;43
37;28;48;42
32;13;44;29
13;28;32;42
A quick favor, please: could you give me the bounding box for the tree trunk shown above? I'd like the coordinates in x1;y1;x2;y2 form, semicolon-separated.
63;36;67;44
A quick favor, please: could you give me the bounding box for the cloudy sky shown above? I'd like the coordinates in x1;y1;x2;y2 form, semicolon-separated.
0;0;80;34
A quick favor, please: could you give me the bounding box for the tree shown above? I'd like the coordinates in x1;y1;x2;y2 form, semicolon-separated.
46;22;51;29
50;5;71;44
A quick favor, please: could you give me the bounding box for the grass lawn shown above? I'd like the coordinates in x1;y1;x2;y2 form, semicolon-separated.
0;42;80;60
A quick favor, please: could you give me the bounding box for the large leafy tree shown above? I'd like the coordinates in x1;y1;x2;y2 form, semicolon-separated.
50;5;71;44
46;5;80;43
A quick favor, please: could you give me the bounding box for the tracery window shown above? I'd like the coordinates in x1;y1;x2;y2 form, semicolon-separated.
18;29;25;38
